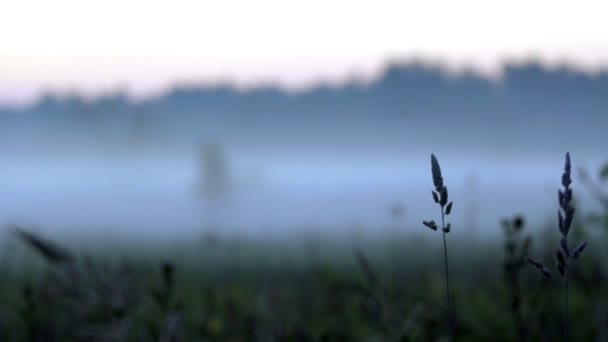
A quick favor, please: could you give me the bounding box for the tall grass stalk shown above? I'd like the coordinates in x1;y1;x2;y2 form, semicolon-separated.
441;211;450;334
526;152;588;342
422;153;454;340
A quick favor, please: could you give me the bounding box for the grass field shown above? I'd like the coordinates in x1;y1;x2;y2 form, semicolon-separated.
0;216;606;341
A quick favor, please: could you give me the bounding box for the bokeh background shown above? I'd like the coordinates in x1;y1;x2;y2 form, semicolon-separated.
0;1;607;340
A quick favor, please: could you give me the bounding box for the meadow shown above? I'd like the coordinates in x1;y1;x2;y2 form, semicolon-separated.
0;156;607;341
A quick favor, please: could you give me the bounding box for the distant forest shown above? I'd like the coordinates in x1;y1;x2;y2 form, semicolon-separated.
0;61;605;157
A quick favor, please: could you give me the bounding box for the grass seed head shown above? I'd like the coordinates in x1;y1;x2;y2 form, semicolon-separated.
423;220;438;231
445;202;453;215
432;191;439;203
558;152;575;238
431;154;444;193
440;186;449;206
555;249;566;265
562;152;572;188
443;223;451;233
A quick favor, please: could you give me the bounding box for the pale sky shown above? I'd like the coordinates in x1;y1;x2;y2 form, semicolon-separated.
0;0;607;105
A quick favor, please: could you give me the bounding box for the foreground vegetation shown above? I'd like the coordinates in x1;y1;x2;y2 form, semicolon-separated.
0;221;607;341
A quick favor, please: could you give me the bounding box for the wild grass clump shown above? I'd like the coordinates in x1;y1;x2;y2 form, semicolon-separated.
12;227;137;340
422;153;454;340
526;152;588;341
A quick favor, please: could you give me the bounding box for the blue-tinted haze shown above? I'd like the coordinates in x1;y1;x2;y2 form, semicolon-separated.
0;61;606;241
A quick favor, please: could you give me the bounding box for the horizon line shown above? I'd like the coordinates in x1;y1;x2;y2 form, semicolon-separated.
2;56;608;110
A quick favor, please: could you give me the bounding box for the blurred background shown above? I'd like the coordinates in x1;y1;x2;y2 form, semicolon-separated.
1;1;608;340
0;0;606;242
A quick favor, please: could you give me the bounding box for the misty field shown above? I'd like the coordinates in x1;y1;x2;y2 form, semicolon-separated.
1;0;607;338
0;158;607;341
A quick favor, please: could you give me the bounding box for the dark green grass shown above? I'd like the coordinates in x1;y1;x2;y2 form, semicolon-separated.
0;227;606;341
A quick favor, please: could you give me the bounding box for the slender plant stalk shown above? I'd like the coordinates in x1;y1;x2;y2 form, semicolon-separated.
440;207;451;337
526;153;588;342
423;154;454;341
564;276;568;342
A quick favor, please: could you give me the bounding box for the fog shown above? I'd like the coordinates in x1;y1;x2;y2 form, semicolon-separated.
0;149;604;242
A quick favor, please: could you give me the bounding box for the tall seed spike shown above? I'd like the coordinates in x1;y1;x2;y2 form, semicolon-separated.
430;154;444;193
562;153;572;188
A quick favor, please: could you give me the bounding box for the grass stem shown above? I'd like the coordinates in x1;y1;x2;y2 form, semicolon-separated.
564;276;568;342
442;222;451;340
